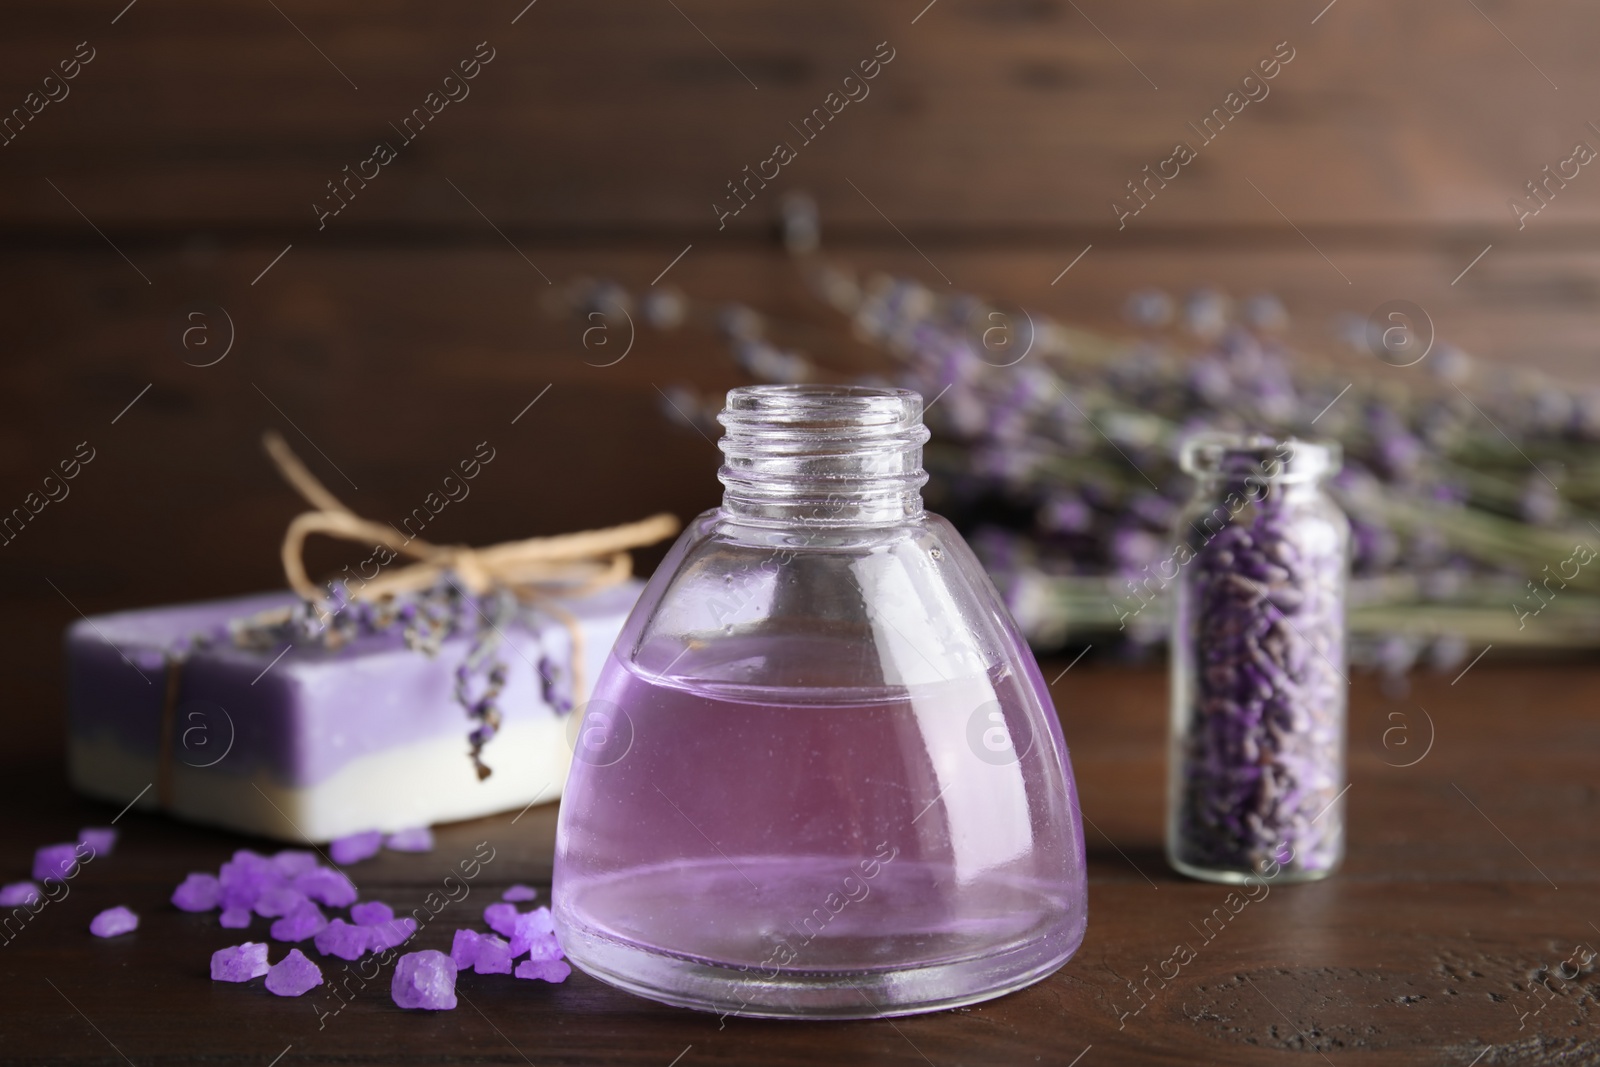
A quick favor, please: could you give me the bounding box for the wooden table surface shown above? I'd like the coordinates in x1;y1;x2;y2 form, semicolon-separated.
3;660;1594;1066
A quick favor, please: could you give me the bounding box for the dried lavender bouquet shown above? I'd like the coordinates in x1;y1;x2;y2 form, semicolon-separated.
548;201;1600;676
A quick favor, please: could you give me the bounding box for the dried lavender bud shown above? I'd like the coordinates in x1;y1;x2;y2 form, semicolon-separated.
717;303;765;341
1123;287;1174;329
1240;293;1289;334
641;287;688;330
1184;288;1232;341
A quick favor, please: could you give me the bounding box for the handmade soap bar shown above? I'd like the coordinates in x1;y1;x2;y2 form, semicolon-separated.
66;582;639;842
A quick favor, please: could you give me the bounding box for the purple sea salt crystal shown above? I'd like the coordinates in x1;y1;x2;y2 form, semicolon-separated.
313;918;370;960
218;850;278;910
391;950;457;1011
77;827;116;857
384;828;433;853
32;843;81;882
265;948;324;997
270;850;319;878
449;928;482;970
501;884;537;903
89;906;138;937
508;908;558;959
211;942;270;982
219;906;253;929
519;930;563;963
366;917;418;952
253;885;307;918
0;881;40;907
172;872;220;912
349;900;394;926
293;867;357;908
329;831;383;865
269;899;328;942
483;902;519;937
472;934;513;975
514;958;571;983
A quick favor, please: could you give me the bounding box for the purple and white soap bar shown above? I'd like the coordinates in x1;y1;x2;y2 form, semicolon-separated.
66;582;639;841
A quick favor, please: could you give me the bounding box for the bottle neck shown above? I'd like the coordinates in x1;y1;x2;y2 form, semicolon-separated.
716;385;931;528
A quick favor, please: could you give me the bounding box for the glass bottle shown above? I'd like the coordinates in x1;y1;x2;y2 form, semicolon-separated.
553;384;1087;1019
1167;434;1349;884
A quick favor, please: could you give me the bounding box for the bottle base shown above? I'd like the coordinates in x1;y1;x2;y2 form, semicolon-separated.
1166;852;1339;885
561;923;1083;1020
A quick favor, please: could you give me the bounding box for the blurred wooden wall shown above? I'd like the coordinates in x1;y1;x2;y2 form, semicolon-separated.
3;1;1599;753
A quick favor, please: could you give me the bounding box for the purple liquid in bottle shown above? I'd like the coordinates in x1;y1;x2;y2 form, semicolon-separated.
552;385;1088;1018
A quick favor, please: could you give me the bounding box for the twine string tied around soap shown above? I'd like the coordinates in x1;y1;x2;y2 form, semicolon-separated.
151;433;680;811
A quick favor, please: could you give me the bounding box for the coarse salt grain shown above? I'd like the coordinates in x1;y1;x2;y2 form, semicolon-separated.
472;934;513;975
449;928;482;970
269;850;320;878
89;906;138;938
329;831;382;866
269;899;328;942
384;827;434;853
171;872;220;912
349;900;394;926
508;907;557;958
218;854;274;910
253;885;307;918
219;905;253;929
366;917;417;952
513;958;571;983
520;931;564;962
32;843;80;882
265;948;324;997
0;881;40;907
501;884;537;902
391;949;457;1010
211;942;270;982
293;867;357;908
77;827;117;857
313;918;370;960
483;902;519;937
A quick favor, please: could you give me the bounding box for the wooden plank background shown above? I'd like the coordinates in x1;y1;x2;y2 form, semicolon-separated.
4;0;1600;758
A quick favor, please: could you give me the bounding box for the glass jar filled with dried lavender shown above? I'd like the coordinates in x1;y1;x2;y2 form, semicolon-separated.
1168;434;1349;884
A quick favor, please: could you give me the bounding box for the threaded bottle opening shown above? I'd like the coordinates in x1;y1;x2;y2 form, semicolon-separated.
1179;433;1339;485
717;385;930;527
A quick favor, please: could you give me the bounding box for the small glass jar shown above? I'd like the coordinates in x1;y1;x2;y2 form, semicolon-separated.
553;384;1087;1019
1167;434;1349;884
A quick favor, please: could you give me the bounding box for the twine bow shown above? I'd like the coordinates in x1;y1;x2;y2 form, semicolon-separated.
263;430;680;605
